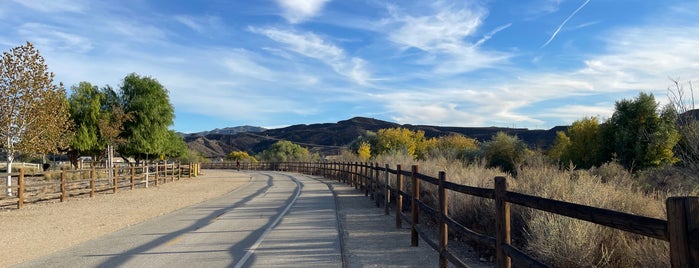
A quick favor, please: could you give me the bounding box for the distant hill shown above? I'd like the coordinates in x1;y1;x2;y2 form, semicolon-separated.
184;117;567;159
189;126;266;136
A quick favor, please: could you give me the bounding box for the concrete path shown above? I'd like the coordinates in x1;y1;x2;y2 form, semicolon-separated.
13;172;342;268
13;170;490;267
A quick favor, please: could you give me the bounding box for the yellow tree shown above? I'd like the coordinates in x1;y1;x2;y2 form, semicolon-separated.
357;141;371;161
0;42;71;196
375;127;429;159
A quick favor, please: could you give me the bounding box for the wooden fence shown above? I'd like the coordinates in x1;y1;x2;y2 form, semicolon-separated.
202;161;699;268
1;162;200;209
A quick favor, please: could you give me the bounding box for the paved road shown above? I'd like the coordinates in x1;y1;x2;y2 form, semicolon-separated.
14;172;342;268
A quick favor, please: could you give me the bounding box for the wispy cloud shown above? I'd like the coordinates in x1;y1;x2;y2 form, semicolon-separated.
381;2;511;75
249;27;372;85
10;0;88;13
275;0;331;24
541;0;591;48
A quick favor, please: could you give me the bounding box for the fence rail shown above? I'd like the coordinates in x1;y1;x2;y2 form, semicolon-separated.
2;162;200;209
202;161;698;268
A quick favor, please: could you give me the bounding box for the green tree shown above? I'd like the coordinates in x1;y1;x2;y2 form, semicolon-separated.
67;82;103;167
118;73;175;164
546;130;571;163
0;42;71;195
162;130;188;160
601;92;680;170
257;140;313;162
482;132;528;175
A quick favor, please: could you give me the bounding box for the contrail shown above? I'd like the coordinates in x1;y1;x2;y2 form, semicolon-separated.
541;0;591;48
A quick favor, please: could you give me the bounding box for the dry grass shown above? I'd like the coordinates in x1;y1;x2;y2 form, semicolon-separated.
342;153;672;267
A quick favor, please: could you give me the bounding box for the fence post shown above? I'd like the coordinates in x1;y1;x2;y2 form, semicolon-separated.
396;164;403;229
61;168;67;202
495;176;511;268
17;169;24;209
177;162;182;180
438;171;448;268
667;197;699;267
385;164;390;215
364;163;370;197
155;162;160;186
90;166;95;198
113;164;118;194
130;165;135;190
352;162;358;188
189;162;192;178
411;165;420;247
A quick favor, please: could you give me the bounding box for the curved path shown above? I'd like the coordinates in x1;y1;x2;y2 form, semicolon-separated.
14;172;342;268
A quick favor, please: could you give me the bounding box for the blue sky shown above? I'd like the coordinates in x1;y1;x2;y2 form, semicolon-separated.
1;0;698;133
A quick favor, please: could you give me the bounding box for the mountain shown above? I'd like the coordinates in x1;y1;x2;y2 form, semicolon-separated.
184;117;566;159
189;126;266;136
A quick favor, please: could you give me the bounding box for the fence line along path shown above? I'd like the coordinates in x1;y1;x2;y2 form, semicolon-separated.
203;161;699;268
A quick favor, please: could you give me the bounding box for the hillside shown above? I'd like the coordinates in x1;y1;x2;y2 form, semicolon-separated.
184;117;565;159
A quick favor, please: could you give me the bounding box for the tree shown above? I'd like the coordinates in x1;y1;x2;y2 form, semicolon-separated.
667;79;699;174
67;82;103;168
357;141;371;161
566;117;603;169
118;73;174;164
601;92;680;170
162;130;188;160
226;151;258;163
0;42;71;195
427;133;478;161
375;127;429;159
482;132;528;175
257;140;313;162
546;130;571;163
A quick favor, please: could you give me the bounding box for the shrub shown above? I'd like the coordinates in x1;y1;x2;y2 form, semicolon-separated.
481;132;528;176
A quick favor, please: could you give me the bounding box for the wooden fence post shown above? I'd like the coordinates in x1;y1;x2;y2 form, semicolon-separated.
364;163;370;197
353;162;358;189
411;165;420;247
155;162;160;186
667;197;699;267
90;166;95;198
370;163;375;201
438;171;448;268
177;162;182;180
113;164;118;194
396;164;403;229
385;164;390;215
61;168;67;202
189;162;192;178
130;165;135;190
495;176;511;268
17;169;24;209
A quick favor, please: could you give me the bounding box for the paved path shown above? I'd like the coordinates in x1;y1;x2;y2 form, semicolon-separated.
14;170;489;267
14;172;342;268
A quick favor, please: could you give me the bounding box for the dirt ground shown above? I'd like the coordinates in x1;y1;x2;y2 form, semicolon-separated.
0;170;251;267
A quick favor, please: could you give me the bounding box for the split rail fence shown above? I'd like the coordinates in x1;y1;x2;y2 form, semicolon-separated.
1;162;200;209
203;161;699;268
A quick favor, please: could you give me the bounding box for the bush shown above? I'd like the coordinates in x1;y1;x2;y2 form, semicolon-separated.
481;132;528;176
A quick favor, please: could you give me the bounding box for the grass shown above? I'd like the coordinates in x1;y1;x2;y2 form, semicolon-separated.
342;152;674;267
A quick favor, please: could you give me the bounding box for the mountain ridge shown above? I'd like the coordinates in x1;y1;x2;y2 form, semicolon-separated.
185;116;566;159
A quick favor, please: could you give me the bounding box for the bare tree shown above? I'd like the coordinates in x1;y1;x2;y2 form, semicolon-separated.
667;78;699;178
0;42;71;196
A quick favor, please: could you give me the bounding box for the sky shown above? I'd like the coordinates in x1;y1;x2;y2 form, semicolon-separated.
1;0;698;133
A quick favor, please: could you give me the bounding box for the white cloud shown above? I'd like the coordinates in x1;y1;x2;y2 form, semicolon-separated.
11;0;88;13
17;23;93;53
276;0;331;24
382;3;512;75
250;27;372;85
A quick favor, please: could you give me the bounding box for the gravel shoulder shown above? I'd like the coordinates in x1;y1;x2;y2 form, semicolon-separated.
1;169;251;267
